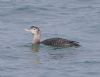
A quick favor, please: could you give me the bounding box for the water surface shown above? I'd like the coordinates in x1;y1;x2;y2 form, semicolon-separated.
0;0;100;77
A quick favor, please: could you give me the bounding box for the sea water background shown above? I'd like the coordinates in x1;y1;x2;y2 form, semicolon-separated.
0;0;100;77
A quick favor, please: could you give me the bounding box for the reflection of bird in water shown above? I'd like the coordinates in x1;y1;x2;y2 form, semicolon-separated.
32;44;41;64
32;44;40;52
25;26;80;48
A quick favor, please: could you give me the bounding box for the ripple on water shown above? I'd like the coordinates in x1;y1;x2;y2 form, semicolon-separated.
0;0;100;77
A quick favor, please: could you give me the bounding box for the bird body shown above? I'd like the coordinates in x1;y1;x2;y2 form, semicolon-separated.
41;38;80;47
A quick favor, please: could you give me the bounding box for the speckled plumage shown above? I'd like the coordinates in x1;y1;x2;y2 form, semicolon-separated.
41;38;80;47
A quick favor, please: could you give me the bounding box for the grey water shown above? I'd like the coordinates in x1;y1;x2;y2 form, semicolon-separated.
0;0;100;77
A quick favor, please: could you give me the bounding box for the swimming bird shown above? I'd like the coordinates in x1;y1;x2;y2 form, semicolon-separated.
25;26;80;47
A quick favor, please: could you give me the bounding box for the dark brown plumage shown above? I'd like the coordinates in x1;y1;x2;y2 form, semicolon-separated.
41;38;80;47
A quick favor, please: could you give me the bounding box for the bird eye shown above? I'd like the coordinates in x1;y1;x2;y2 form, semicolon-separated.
33;28;36;30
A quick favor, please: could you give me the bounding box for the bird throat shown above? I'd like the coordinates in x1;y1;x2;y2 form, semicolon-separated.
32;33;41;44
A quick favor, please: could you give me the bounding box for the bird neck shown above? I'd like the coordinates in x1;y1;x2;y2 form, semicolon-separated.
32;32;41;44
